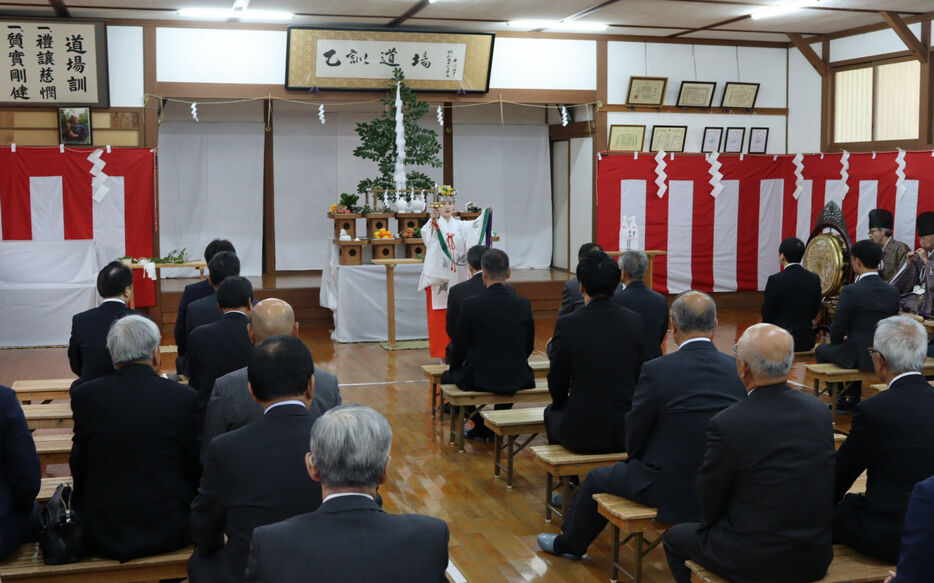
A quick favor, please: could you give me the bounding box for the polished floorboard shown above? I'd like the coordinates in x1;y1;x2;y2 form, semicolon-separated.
0;307;849;583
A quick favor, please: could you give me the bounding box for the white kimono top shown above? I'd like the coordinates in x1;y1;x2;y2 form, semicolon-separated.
417;208;492;310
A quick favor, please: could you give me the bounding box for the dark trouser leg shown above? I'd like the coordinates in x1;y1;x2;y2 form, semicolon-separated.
544;404;563;445
0;501;40;560
833;495;901;563
663;523;705;583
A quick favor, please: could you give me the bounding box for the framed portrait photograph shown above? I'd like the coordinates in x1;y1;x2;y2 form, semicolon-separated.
721;82;760;108
748;127;769;154
702;127;723;153
626;76;668;106
58;107;92;145
677;81;716;108
608;124;646;152
650;125;687;153
724;127;745;153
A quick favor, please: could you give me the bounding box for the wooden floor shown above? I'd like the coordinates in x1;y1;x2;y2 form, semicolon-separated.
0;306;850;583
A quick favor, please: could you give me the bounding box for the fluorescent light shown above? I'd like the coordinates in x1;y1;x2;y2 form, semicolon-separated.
237;9;293;21
178;7;293;20
178;8;236;19
232;0;249;8
750;0;819;20
507;20;608;32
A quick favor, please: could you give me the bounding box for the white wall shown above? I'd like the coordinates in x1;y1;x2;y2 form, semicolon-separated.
788;48;822;154
156;28;287;84
830;24;923;62
107;26;144;107
490;38;596;90
568;137;593;273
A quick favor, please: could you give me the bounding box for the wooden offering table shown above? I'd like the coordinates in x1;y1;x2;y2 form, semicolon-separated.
372;258;424;347
127;261;207;308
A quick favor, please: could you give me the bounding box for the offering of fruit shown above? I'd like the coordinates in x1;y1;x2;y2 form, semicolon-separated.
401;227;417;238
372;228;394;239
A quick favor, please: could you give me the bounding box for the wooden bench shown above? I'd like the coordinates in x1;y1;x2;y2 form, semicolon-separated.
793;349;816;363
806;359;934;417
422;360;549;419
869;379;934;396
441;379;550;452
34;433;72;465
0;542;192;582
833;433;845;449
480;406;546;488
594;493;671;583
37;477;74;503
530;444;628;521
22;404;72;431
686;544;893;583
11;379;72;404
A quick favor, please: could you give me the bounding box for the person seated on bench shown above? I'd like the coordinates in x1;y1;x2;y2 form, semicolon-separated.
68;260;137;390
761;237;822;352
445;245;490;364
538;291;744;559
561;242;617;316
245;405;449;582
0;385;41;560
663;323;835;583
447;249;535;441
202;299;341;462
816;239;899;411
71;315;199;562
175;239;235;375
612;250;669;360
544;250;644;455
189;335;324;583
834;315;934;563
886;474;934;583
184;251;241;347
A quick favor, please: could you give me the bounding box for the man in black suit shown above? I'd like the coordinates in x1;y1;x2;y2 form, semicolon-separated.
0;385;41;560
538;291;745;559
245;405;449;583
184;251;241;341
449;248;535;439
613;250;669;360
560;242;621;316
202;299;341;462
189;335;323;583
445;244;488;363
71;315;199;562
175;239;235;375
887;475;934;583
187;276;253;413
663;323;835;583
816;239;900;408
68;261;137;390
833;315;934;563
761;237;822;352
544;250;644;455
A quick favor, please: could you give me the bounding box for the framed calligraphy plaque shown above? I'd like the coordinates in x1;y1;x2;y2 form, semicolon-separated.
1;19;108;107
286;28;494;92
626;76;667;106
649;125;687;152
676;81;716;108
721;82;760;108
608;124;645;152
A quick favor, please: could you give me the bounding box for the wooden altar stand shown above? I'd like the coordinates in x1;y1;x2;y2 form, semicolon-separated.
127;261;207;309
372;258;424;347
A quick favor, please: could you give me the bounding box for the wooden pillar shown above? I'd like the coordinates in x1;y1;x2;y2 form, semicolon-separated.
263;99;276;274
593;40;608;242
921;20;932;146
820;40;832;152
443;101;453;185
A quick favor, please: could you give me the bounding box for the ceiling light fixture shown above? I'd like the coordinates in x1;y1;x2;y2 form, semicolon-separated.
507;20;608;32
750;0;819;20
178;7;293;21
232;0;250;9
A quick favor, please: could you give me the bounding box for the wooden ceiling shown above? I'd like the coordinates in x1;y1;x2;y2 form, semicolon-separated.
0;0;932;43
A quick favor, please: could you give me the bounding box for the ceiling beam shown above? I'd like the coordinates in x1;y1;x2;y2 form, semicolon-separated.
880;11;928;63
48;0;70;18
668;14;749;38
787;33;827;77
387;0;430;28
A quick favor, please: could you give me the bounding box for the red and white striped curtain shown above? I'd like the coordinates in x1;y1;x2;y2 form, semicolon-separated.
597;151;934;294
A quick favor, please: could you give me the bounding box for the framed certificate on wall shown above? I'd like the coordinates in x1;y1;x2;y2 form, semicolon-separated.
702;127;723;153
721;82;760;108
608;125;646;152
749;127;769;154
677;81;716;108
626;76;668;106
724;127;745;153
650;125;687;152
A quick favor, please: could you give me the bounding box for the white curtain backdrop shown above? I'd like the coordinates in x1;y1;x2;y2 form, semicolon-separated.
158;121;265;276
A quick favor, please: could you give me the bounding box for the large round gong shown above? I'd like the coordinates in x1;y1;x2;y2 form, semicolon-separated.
803;233;849;297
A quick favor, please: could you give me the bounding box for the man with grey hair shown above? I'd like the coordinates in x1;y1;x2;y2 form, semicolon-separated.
833;315;934;562
245;405;449;582
662;323;835;583
613;250;669;360
71;315;199;562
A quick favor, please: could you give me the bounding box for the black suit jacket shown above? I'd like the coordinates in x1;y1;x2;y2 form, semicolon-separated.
761;264;823;352
826;274;900;370
559;278;585;316
174;279;214;372
623;340;746;523
612;281;669;360
835;373;934;518
245;495;449;583
70;364;200;562
445;272;486;361
190;404;323;583
0;385;40;532
695;383;835;582
892;475;934;583
546;298;644;453
187;312;252;409
68;300;137;389
186;292;222;337
450;284;535;394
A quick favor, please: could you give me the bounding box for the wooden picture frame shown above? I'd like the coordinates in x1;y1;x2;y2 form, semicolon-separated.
748;127;769;154
608;124;646;152
58;106;91;145
677;81;717;108
650;125;687;152
626;76;668;106
721;82;760;108
724;127;745;153
702;127;723;153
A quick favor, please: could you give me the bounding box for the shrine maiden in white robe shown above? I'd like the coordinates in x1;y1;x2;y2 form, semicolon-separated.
418;208;492;310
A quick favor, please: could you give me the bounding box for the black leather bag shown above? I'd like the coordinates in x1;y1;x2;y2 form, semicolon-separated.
39;483;88;565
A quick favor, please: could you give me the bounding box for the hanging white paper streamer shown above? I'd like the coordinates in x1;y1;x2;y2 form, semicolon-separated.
792;153;805;200
190;103;198;122
137;257;157;281
560;106;569;127
894;148;908;201
840;150;850;199
436;104;444;126
393;83;407;191
87;148;110;203
708;151;724;198
318;104;326;124
654;150;668;199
